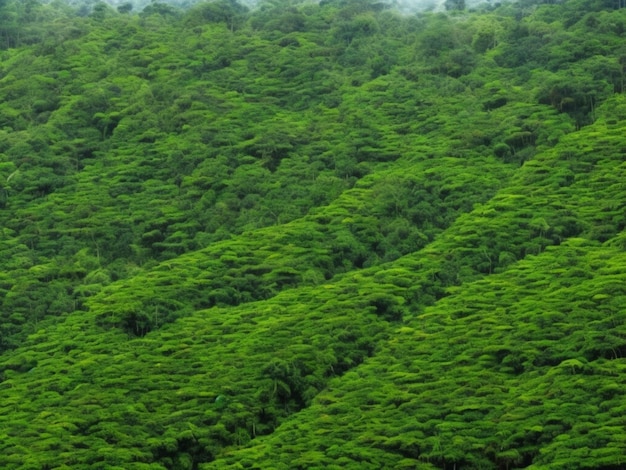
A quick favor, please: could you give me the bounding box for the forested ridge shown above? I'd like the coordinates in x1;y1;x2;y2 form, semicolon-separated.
1;0;626;468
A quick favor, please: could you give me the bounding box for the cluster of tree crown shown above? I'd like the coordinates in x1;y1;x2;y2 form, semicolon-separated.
0;0;625;468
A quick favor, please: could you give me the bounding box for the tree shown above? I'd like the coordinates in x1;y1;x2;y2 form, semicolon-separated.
185;0;248;31
90;1;115;21
117;3;133;14
140;2;178;18
536;70;612;126
0;0;22;48
444;0;466;11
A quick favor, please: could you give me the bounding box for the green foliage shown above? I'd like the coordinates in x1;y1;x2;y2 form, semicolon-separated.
0;0;626;468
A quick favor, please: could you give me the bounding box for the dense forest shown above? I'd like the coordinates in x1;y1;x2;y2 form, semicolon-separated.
0;0;625;468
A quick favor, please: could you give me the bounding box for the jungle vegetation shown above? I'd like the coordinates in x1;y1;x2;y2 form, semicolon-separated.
0;0;626;468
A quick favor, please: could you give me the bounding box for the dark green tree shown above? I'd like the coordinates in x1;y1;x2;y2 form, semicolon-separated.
445;0;466;11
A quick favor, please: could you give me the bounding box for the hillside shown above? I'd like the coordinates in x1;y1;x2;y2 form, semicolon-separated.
0;0;625;468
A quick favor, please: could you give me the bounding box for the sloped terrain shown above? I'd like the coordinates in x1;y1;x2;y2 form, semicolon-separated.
208;104;626;469
0;0;625;468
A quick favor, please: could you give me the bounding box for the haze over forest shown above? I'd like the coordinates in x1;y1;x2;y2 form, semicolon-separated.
73;0;495;15
0;0;625;468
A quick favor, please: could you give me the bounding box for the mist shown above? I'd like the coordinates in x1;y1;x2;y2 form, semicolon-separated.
93;0;499;15
391;0;497;13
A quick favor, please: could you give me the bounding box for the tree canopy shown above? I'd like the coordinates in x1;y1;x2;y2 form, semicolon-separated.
0;0;625;468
